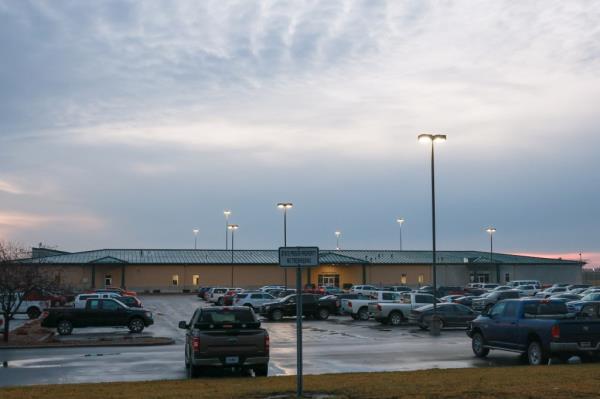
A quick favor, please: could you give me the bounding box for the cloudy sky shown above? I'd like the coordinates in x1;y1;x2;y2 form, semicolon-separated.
1;1;599;264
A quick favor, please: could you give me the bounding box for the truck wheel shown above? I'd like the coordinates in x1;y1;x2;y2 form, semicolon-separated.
389;311;403;326
350;314;358;320
527;340;548;365
243;303;253;309
57;320;73;336
217;297;224;306
472;332;489;358
358;307;369;321
190;364;203;378
271;309;283;321
254;364;268;377
128;317;145;333
27;307;41;320
317;308;330;320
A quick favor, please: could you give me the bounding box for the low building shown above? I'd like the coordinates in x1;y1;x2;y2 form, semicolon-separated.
25;248;583;292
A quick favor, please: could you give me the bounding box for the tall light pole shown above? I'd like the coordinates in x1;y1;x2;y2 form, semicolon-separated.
396;218;405;250
228;224;239;286
192;229;199;249
224;210;231;249
335;230;341;250
486;227;497;282
277;202;293;289
418;133;446;334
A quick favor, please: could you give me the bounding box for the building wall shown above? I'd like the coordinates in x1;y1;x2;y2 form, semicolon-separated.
368;265;432;287
499;264;582;285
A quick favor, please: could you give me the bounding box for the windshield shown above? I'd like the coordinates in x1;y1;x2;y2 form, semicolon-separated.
198;309;256;324
523;302;568;316
582;294;600;301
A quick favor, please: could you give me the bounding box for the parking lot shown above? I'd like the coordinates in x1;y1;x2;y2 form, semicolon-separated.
0;294;525;387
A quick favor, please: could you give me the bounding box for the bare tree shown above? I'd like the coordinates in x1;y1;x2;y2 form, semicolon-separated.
0;242;61;342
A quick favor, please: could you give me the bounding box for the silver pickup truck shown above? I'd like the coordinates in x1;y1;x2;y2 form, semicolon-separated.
371;292;438;326
341;291;402;320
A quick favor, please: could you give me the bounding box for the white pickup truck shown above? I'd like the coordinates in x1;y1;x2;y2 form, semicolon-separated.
341;291;403;320
370;292;438;326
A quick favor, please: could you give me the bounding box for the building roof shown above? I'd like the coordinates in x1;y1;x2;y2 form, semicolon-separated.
23;248;582;266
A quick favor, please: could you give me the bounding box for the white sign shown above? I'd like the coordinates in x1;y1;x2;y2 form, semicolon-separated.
278;247;319;268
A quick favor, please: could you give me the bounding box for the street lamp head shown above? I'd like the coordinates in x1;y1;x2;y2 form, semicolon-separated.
224;210;231;217
277;202;293;209
335;231;341;237
228;224;239;231
396;218;405;225
418;134;447;144
192;229;199;234
486;227;496;235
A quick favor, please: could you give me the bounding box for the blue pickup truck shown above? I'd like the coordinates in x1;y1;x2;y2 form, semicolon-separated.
467;298;600;365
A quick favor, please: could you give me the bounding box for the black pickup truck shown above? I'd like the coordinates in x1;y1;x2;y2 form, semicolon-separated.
41;298;153;335
259;293;337;321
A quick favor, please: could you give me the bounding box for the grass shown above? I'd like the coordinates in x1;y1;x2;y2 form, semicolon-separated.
2;365;600;399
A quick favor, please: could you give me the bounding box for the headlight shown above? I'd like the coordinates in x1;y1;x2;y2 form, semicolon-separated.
145;311;152;318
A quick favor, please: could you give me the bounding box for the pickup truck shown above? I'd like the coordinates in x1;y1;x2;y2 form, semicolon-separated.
41;298;153;335
341;291;401;321
371;292;439;326
179;306;269;377
467;298;600;365
259;294;336;321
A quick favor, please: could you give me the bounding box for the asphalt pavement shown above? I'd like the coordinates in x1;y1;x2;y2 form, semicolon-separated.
0;294;522;387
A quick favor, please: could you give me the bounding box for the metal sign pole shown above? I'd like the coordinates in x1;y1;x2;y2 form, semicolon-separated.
296;265;303;398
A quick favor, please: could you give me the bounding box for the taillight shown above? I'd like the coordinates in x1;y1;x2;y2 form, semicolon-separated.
551;325;560;339
192;337;200;352
348;301;352;308
377;304;382;311
336;300;341;308
265;333;270;354
41;311;49;319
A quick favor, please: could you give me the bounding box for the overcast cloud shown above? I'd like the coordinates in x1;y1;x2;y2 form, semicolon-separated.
1;1;599;264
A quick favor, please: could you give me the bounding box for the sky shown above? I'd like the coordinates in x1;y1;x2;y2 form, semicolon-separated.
0;1;599;265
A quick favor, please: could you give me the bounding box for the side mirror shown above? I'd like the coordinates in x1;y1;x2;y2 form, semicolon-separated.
178;321;188;330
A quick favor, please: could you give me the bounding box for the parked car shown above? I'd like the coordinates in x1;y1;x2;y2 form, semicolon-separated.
91;287;137;297
578;302;600;319
580;288;600;296
371;292;439;326
567;284;590;291
41;298;153;335
341;291;402;321
23;289;67;307
507;280;541;289
207;288;230;304
464;288;487;296
388;286;412;293
535;287;568;299
567;293;600;312
515;285;539;297
234;292;276;310
223;289;245;306
197;287;212;299
467;299;600;365
8;293;50;319
440;295;464;303
480;284;500;291
492;286;513;292
409;303;479;330
349;285;379;297
117;295;143;308
437;286;467;297
74;292;121;308
259;294;336;321
179;306;269;377
259;285;285;292
471;290;520;312
549;293;581;302
276;289;297;298
453;296;475;307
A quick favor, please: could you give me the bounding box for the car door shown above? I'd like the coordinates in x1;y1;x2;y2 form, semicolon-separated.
99;299;127;326
483;301;507;346
260;294;275;307
302;295;317;315
84;299;103;327
494;301;520;348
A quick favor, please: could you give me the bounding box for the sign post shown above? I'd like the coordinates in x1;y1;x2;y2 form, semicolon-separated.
279;246;319;398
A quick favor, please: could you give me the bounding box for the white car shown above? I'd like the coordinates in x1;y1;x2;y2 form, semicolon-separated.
515;284;539;296
534;287;567;298
508;280;541;289
349;285;379;297
234;292;276;309
258;285;285;292
208;287;242;304
74;292;120;308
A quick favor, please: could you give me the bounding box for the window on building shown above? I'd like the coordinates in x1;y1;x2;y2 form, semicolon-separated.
505;273;510;283
418;274;424;284
401;274;407;284
172;275;179;286
192;275;200;285
318;274;340;287
104;274;112;287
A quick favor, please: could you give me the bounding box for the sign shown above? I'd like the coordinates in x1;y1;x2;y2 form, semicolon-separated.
278;246;319;268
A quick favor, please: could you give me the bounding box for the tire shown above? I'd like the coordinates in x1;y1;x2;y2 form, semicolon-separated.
350;314;358;320
418;323;428;331
388;311;403;326
270;309;283;321
128;317;145;333
527;340;548;366
217;297;224;306
57;319;73;336
357;307;369;321
317;307;330;320
254;364;268;377
243;303;253;309
27;307;41;320
471;332;489;358
190;364;203;378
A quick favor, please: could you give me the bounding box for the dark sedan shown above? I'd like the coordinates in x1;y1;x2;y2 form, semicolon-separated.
408;303;478;330
567;293;600;312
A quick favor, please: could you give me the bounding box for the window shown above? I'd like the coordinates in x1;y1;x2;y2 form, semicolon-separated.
88;299;100;310
418;275;424;284
192;275;200;285
102;300;121;311
251;294;262;299
416;295;434;304
318;274;340;287
382;293;396;301
503;302;519;318
490;302;507;318
172;275;179;286
104;274;112;287
401;274;407;284
505;273;510;283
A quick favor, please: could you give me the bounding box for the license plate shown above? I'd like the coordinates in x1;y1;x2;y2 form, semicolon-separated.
225;356;239;364
580;342;592;348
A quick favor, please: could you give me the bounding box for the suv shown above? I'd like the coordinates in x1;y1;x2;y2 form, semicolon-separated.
472;290;520;312
234;292;276;310
259;294;336;321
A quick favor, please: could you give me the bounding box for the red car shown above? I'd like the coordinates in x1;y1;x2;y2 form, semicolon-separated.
86;287;137;297
222;290;238;306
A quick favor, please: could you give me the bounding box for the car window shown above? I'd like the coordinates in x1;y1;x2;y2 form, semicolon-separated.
303;295;316;304
501;291;520;299
382;293;394;301
264;294;274;299
88;299;100;309
416;295;434;304
199;308;256;324
490;302;507;318
250;294;262;299
523;302;568;316
455;305;473;314
502;301;519;318
102;300;121;311
580;305;598;318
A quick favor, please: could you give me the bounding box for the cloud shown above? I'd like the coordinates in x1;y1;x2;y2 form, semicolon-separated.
0;211;105;231
0;179;25;195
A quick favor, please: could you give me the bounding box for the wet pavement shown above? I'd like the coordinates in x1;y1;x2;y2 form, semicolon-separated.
0;294;522;387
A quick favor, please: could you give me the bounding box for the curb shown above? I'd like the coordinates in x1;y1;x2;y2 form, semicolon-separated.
0;337;175;350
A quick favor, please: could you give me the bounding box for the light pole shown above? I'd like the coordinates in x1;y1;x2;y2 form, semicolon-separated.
335;230;341;250
228;224;239;286
396;218;405;250
277;202;293;289
418;133;447;335
193;229;199;249
486;227;497;282
224;210;231;249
